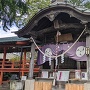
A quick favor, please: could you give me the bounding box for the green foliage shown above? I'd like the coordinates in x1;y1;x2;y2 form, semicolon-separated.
84;1;90;9
68;0;90;9
10;56;20;62
23;0;50;24
3;72;11;79
0;0;29;31
68;0;84;6
0;0;50;31
18;0;90;27
0;0;90;31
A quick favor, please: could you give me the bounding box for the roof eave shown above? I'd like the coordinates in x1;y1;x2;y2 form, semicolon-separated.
15;4;90;37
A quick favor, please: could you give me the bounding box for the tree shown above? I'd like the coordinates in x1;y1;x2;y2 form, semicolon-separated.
22;0;50;26
23;0;90;27
0;0;90;31
69;0;84;6
68;0;90;9
84;1;90;9
0;0;50;31
0;0;29;31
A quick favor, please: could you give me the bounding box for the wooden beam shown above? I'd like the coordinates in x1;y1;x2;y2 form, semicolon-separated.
28;43;35;79
27;31;37;37
37;23;84;35
2;47;7;68
0;72;3;85
19;47;23;79
86;35;90;80
77;61;80;69
23;49;26;69
16;41;28;45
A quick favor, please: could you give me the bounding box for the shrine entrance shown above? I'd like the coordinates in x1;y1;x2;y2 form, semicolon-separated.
15;0;90;87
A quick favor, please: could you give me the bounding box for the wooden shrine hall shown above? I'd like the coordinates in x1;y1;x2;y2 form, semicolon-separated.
15;0;90;82
0;36;40;85
15;0;90;79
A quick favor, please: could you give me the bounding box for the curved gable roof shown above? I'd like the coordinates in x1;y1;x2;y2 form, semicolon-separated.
15;4;90;38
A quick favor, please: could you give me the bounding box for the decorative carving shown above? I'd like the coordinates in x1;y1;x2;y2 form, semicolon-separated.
54;20;60;29
46;14;55;21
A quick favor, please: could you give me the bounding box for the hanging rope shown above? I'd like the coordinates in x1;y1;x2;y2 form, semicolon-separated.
30;25;87;58
55;30;60;66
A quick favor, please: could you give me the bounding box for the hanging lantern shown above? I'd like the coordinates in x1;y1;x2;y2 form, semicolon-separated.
85;47;90;55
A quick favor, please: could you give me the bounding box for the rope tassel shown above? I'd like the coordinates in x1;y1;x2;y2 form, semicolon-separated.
49;56;51;66
61;54;64;63
55;57;58;66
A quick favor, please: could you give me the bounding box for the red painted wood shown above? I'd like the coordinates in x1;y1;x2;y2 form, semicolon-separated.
16;41;28;45
0;60;40;85
2;47;7;68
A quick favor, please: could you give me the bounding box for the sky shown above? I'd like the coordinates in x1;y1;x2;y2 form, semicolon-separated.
0;26;18;38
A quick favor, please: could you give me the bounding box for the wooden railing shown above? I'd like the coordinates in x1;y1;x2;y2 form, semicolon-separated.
0;60;39;70
0;60;40;84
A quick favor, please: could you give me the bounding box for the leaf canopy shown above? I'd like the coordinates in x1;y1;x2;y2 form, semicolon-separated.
0;0;90;31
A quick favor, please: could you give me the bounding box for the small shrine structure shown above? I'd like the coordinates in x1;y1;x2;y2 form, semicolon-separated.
0;36;39;85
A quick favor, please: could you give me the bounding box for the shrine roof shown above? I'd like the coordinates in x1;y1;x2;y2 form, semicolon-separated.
0;36;29;43
15;4;90;37
15;3;90;44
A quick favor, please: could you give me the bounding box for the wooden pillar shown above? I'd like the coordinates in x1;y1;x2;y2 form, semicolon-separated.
19;48;23;79
86;36;90;80
50;60;54;77
22;71;24;76
23;49;26;68
51;60;54;70
0;72;3;85
28;43;35;79
11;61;14;68
77;61;80;69
2;47;7;68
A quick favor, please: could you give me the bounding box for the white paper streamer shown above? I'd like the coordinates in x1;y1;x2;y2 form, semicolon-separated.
61;54;64;63
55;57;58;66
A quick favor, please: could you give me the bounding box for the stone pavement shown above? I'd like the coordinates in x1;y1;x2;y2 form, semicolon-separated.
52;88;65;90
52;85;65;90
0;85;65;90
0;83;10;90
0;82;65;90
0;86;9;90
